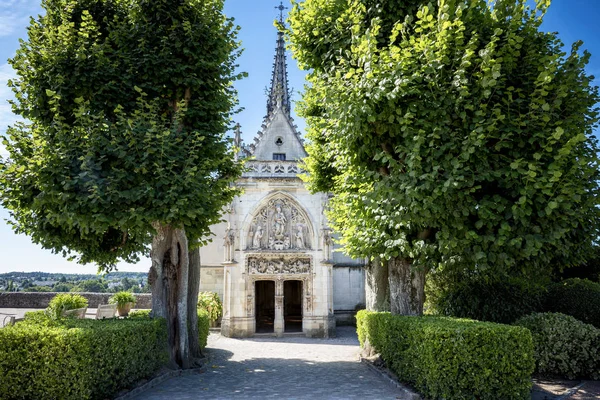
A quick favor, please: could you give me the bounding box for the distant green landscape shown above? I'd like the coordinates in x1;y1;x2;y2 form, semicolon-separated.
0;271;150;293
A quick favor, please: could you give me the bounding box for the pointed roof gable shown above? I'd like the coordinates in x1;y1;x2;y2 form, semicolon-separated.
248;11;306;162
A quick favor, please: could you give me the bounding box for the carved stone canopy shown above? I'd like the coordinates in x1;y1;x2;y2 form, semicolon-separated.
247;254;311;275
247;196;312;251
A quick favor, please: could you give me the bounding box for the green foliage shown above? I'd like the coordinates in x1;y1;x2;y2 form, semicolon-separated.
46;293;88;320
128;309;151;319
109;291;136;307
70;279;108;293
288;0;600;276
356;310;534;399
435;274;547;323
515;312;600;379
197;309;210;350
0;0;244;270
0;315;168;399
197;291;222;322
544;278;600;328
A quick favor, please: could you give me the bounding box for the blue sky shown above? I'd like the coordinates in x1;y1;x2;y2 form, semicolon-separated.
0;0;598;274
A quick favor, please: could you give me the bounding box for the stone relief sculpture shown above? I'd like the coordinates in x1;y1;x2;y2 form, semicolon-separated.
252;225;263;249
248;256;311;275
246;196;312;250
321;228;333;262
223;227;236;262
295;225;304;249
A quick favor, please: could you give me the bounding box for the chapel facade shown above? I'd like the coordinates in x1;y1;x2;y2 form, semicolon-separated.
198;17;365;338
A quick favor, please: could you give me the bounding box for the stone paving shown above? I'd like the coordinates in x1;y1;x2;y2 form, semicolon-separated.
130;326;406;400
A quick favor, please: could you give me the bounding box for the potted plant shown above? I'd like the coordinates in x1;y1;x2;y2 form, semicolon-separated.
109;291;136;317
198;291;222;327
46;293;89;320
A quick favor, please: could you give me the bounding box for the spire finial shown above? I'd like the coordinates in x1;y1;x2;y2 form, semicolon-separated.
266;2;291;118
275;1;288;23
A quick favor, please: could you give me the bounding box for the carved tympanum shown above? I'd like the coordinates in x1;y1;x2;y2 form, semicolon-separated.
247;197;311;250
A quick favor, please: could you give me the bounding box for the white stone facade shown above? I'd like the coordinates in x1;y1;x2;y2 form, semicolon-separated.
198;20;364;338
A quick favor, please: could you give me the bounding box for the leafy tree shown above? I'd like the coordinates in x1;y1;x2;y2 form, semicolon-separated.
0;0;243;367
53;282;74;292
70;279;108;293
288;0;600;314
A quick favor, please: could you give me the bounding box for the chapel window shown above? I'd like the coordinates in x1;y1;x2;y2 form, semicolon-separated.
273;153;286;161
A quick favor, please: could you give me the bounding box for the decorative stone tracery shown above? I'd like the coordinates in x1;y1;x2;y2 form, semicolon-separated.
247;196;312;251
247;255;311;275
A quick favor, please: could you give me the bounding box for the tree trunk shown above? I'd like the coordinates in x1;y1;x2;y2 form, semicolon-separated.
148;223;191;369
388;257;426;315
187;246;201;359
365;257;390;311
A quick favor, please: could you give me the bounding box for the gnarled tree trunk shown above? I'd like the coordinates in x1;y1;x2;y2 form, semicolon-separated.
388;257;426;315
365;257;390;311
187;246;201;359
148;223;191;369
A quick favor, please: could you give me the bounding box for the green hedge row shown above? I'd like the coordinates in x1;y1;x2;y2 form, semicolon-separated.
515;312;600;379
128;309;210;350
0;313;168;400
545;278;600;328
357;311;534;399
435;275;546;324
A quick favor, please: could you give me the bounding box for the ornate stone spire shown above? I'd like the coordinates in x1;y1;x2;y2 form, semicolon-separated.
267;2;291;118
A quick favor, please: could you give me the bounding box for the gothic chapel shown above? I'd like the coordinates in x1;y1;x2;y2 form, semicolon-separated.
198;11;365;337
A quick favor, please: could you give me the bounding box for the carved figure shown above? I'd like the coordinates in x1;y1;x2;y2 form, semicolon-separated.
295;225;305;249
223;228;235;262
273;205;287;237
322;228;333;261
253;225;263;249
268;236;275;250
283;236;290;250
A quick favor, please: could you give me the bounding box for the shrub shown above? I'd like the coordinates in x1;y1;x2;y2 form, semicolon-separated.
197;291;222;322
127;309;209;350
544;278;600;328
197;309;210;350
357;310;534;399
1;314;167;399
435;275;546;324
515;312;600;379
46;293;88;320
128;309;151;319
109;291;136;307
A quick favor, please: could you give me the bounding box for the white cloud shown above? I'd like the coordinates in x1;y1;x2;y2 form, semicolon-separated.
0;0;40;38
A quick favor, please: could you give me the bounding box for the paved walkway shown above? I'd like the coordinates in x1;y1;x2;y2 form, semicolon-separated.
131;327;405;400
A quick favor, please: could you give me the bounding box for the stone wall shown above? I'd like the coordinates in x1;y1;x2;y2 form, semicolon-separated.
333;265;366;326
0;292;152;309
199;267;224;300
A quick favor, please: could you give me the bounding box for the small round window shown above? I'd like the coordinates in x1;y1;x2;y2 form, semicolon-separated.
275;137;283;146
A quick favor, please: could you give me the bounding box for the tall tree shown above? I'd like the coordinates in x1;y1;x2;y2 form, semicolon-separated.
288;0;600;314
0;0;244;367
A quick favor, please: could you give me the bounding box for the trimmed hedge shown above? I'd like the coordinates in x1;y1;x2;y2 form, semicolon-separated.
544;278;600;328
0;313;168;400
435;276;546;324
128;308;209;349
357;310;534;399
514;312;600;379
